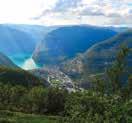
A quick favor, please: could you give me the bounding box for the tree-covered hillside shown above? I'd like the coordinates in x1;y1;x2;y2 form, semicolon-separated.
0;66;48;87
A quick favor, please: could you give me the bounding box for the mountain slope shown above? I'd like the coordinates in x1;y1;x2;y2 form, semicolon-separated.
0;51;49;87
0;66;46;87
0;24;37;55
0;52;17;68
7;24;56;42
0;24;56;56
0;53;49;87
61;30;132;80
33;25;116;65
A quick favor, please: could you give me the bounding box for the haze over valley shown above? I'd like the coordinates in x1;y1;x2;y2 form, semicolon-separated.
0;24;130;70
0;0;131;123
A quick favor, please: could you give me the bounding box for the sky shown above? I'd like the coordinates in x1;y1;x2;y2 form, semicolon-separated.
0;0;131;26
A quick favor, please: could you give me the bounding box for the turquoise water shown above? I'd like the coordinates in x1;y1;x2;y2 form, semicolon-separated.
9;53;40;70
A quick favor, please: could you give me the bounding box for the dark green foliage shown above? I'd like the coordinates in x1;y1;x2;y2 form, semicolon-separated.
0;46;131;123
46;88;67;114
64;91;130;123
27;86;48;113
93;77;106;95
0;84;68;115
0;67;43;87
107;45;131;93
92;46;132;96
63;46;132;123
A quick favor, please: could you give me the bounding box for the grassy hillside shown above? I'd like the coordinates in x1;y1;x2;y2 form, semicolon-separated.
0;110;59;123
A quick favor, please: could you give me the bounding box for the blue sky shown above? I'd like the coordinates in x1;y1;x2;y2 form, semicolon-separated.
0;0;131;26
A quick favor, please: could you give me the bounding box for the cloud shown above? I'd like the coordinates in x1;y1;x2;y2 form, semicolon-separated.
0;0;59;24
53;0;81;11
0;0;131;25
34;0;132;26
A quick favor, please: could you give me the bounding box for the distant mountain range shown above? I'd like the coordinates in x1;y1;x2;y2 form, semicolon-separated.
33;25;117;65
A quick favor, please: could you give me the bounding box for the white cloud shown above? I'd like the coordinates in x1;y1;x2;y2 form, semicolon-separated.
35;0;132;26
0;0;57;24
0;0;131;26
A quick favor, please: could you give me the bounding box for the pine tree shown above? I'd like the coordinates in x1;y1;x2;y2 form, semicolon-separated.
107;45;130;93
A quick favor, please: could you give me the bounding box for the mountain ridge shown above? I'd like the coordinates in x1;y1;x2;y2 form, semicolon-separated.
60;30;132;82
33;25;117;65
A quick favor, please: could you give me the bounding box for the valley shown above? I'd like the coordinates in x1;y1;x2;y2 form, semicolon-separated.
0;0;132;122
0;24;131;89
0;24;131;123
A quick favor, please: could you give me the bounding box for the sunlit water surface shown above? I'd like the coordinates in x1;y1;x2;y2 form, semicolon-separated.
9;53;40;70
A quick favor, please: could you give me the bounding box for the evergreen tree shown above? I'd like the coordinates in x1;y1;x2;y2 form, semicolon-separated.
107;45;130;93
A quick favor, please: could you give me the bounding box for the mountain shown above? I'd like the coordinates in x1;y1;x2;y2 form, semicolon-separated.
33;25;117;65
0;24;55;56
6;24;56;42
107;26;130;33
0;24;35;55
0;53;49;87
0;52;17;68
61;30;132;81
